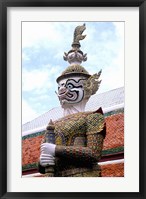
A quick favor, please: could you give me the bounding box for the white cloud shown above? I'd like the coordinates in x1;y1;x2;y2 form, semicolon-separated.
22;22;81;51
22;62;62;93
100;64;124;93
22;68;52;92
113;22;124;40
22;52;30;61
22;22;62;48
22;99;39;124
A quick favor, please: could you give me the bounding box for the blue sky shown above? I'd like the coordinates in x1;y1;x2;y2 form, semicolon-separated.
22;21;124;124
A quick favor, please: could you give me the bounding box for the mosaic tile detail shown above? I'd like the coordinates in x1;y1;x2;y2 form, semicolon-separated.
22;146;124;171
54;112;105;164
22;108;123;141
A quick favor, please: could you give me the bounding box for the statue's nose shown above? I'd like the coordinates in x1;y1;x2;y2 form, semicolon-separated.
58;86;67;94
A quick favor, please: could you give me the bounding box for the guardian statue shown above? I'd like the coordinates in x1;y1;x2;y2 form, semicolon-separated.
38;24;106;177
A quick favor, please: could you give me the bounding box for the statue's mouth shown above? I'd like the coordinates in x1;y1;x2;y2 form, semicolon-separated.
56;90;75;101
56;90;68;100
58;90;68;96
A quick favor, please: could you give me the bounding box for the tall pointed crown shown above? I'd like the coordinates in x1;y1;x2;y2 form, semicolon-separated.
56;23;102;98
56;24;90;83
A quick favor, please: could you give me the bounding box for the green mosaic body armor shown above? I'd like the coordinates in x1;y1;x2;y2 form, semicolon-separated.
38;108;106;177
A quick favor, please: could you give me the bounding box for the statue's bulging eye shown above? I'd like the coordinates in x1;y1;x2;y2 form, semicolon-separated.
67;84;74;89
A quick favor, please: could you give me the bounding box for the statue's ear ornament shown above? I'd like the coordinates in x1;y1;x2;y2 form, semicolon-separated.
83;70;102;99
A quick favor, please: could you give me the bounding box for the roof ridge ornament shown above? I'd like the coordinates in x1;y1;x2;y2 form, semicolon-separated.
63;23;87;65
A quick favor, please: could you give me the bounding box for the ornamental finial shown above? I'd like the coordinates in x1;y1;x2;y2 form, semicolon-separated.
63;23;87;65
72;23;86;47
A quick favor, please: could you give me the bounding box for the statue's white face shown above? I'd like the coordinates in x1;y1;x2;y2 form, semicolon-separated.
57;76;86;106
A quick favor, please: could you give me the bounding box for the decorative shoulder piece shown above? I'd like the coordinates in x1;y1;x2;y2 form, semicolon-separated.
86;112;105;135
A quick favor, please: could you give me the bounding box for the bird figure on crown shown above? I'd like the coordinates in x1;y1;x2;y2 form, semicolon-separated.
38;23;106;177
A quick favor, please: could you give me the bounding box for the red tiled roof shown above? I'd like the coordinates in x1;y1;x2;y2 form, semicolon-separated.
101;162;124;177
103;113;124;150
22;135;43;165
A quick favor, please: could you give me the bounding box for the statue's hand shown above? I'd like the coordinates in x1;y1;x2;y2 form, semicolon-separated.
40;153;55;166
41;143;56;156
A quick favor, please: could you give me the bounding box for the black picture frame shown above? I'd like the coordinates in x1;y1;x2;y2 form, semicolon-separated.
0;0;145;198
